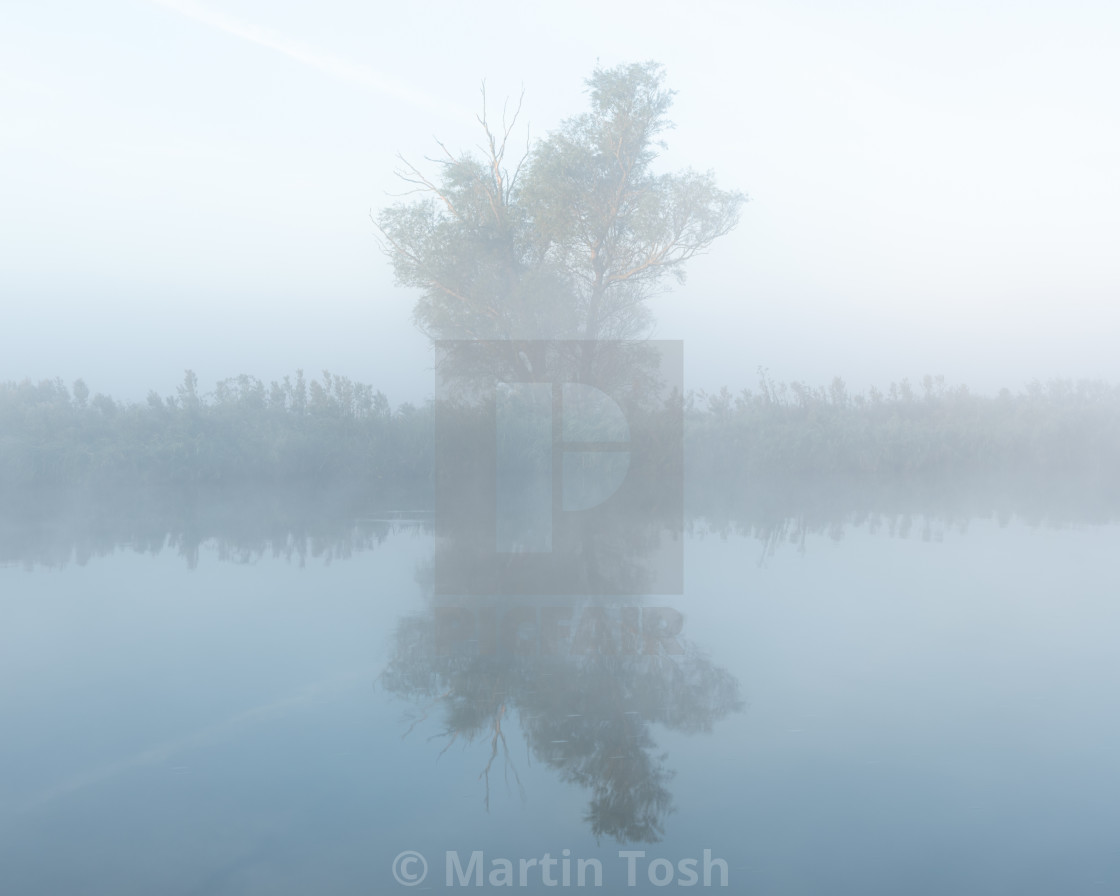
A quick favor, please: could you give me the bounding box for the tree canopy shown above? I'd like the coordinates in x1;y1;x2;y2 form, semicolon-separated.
375;62;745;370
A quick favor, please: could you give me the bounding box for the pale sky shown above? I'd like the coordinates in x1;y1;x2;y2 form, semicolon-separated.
3;0;1118;403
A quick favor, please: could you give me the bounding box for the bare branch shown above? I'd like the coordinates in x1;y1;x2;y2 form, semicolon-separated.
391;152;463;220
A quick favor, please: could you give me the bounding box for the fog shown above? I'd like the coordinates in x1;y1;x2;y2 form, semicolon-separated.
5;4;1120;894
4;0;1119;402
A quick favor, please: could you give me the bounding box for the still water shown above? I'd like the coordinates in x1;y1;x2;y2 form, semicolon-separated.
1;518;1118;894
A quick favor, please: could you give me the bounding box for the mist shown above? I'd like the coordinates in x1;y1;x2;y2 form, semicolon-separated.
5;1;1119;401
4;3;1120;894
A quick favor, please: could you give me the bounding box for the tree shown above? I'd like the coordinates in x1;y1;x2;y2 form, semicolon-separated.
376;61;744;383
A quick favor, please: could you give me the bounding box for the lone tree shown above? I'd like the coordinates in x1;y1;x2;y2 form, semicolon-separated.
376;61;744;382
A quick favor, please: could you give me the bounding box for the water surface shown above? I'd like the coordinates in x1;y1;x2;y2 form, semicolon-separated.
1;517;1118;894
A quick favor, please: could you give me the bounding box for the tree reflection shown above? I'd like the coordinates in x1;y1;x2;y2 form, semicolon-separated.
380;592;742;843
